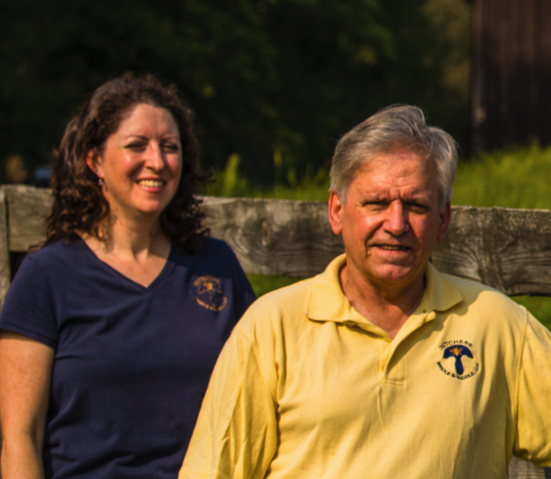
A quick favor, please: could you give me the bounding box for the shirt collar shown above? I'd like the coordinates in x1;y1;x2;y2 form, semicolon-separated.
423;261;463;312
305;255;463;326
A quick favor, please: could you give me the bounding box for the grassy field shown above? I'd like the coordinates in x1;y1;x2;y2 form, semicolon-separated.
204;145;551;329
452;143;551;209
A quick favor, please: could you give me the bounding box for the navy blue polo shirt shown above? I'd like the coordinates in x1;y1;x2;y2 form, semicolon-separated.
0;236;255;478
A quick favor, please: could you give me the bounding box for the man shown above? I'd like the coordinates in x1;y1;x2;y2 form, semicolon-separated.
179;105;551;478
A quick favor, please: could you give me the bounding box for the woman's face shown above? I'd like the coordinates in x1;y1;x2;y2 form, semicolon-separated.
87;103;182;223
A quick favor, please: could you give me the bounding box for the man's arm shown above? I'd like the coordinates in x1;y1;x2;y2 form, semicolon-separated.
180;327;278;479
514;311;551;466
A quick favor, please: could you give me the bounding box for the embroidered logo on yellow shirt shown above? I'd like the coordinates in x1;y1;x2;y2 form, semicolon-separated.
437;340;480;380
194;275;228;312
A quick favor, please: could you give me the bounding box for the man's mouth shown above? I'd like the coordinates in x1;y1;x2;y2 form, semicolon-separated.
137;179;165;188
376;245;409;251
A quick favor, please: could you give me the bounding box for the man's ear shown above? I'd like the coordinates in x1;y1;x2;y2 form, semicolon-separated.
328;191;344;236
85;150;103;178
437;200;452;242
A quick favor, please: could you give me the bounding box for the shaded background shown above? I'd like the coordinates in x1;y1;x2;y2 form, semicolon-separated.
0;0;471;186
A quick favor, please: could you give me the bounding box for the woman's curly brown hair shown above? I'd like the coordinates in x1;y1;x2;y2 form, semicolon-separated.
46;73;210;253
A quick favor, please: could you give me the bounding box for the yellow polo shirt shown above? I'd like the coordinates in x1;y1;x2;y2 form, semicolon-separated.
180;255;551;479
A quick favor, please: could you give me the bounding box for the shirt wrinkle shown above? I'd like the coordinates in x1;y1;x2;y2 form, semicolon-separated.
512;309;529;455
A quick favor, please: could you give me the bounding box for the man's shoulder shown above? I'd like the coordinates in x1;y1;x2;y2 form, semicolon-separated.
249;276;316;315
438;270;528;320
442;271;513;299
235;275;321;335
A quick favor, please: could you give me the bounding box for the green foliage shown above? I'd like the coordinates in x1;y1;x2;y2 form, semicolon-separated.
0;0;471;186
247;274;300;298
514;297;551;331
203;156;331;201
205;154;250;198
207;142;551;207
453;143;551;209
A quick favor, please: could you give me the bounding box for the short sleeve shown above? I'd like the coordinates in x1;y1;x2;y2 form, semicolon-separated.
0;255;58;348
514;312;551;466
215;239;255;319
229;256;256;320
179;327;277;479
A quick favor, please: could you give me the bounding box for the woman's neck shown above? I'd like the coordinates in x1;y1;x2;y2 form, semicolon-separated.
78;213;172;287
93;212;167;256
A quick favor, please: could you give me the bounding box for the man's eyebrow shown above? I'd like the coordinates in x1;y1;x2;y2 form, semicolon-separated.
358;193;389;201
402;189;432;199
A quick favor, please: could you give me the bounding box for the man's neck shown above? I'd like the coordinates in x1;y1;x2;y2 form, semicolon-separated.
339;264;426;339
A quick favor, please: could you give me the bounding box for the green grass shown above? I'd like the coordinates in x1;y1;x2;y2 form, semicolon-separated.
207;146;551;329
453;143;551;209
203;154;331;201
513;296;551;330
246;274;300;298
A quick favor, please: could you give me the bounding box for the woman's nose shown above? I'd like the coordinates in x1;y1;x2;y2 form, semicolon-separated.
145;143;165;170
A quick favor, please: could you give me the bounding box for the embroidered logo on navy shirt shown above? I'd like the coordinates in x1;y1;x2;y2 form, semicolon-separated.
437;340;480;380
194;275;228;312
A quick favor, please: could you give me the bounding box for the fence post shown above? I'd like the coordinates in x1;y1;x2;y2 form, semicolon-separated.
0;187;11;309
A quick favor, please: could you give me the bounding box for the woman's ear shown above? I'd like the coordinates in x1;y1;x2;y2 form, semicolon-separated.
85;150;102;178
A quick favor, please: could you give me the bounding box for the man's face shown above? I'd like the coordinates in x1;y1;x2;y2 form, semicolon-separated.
328;149;451;294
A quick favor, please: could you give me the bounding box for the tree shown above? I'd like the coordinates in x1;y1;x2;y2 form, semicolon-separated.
0;0;471;185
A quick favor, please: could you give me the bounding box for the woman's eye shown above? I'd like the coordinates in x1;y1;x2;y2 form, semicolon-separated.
126;143;146;151
162;142;180;152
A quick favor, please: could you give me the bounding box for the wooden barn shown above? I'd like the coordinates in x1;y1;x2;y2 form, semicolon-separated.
471;0;551;152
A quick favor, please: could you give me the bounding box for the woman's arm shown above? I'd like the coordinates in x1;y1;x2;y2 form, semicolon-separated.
0;332;54;479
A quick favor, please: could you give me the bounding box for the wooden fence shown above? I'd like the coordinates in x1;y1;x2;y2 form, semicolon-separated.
0;184;551;478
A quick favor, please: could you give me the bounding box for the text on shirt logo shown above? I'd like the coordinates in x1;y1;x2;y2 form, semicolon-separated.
437;340;480;380
194;275;228;312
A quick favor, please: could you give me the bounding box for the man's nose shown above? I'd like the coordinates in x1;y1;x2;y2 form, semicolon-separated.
383;201;409;235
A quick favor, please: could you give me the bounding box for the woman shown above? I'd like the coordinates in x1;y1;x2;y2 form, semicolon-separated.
0;74;256;479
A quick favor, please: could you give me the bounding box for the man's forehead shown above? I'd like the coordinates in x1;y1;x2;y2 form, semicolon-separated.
356;147;430;170
352;150;435;181
347;149;441;200
359;188;432;199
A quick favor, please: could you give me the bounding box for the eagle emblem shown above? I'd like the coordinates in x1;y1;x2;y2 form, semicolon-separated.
194;275;228;312
437;340;480;380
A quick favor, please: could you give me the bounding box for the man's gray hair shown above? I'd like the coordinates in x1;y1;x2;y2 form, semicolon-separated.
329;104;457;204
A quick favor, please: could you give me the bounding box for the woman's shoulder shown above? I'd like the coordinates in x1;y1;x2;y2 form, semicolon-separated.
203;236;235;255
23;236;89;270
172;236;235;260
171;237;244;276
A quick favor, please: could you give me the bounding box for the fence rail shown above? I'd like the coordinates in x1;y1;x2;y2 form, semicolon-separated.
0;184;549;478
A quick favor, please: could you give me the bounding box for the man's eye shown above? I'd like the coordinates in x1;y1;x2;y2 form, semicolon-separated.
363;201;386;208
408;203;429;213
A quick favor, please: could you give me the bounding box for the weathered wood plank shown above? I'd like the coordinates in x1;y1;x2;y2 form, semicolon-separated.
2;186;551;298
432;206;551;296
508;455;549;479
0;189;11;308
203;197;551;297
3;184;51;252
200;196;343;278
